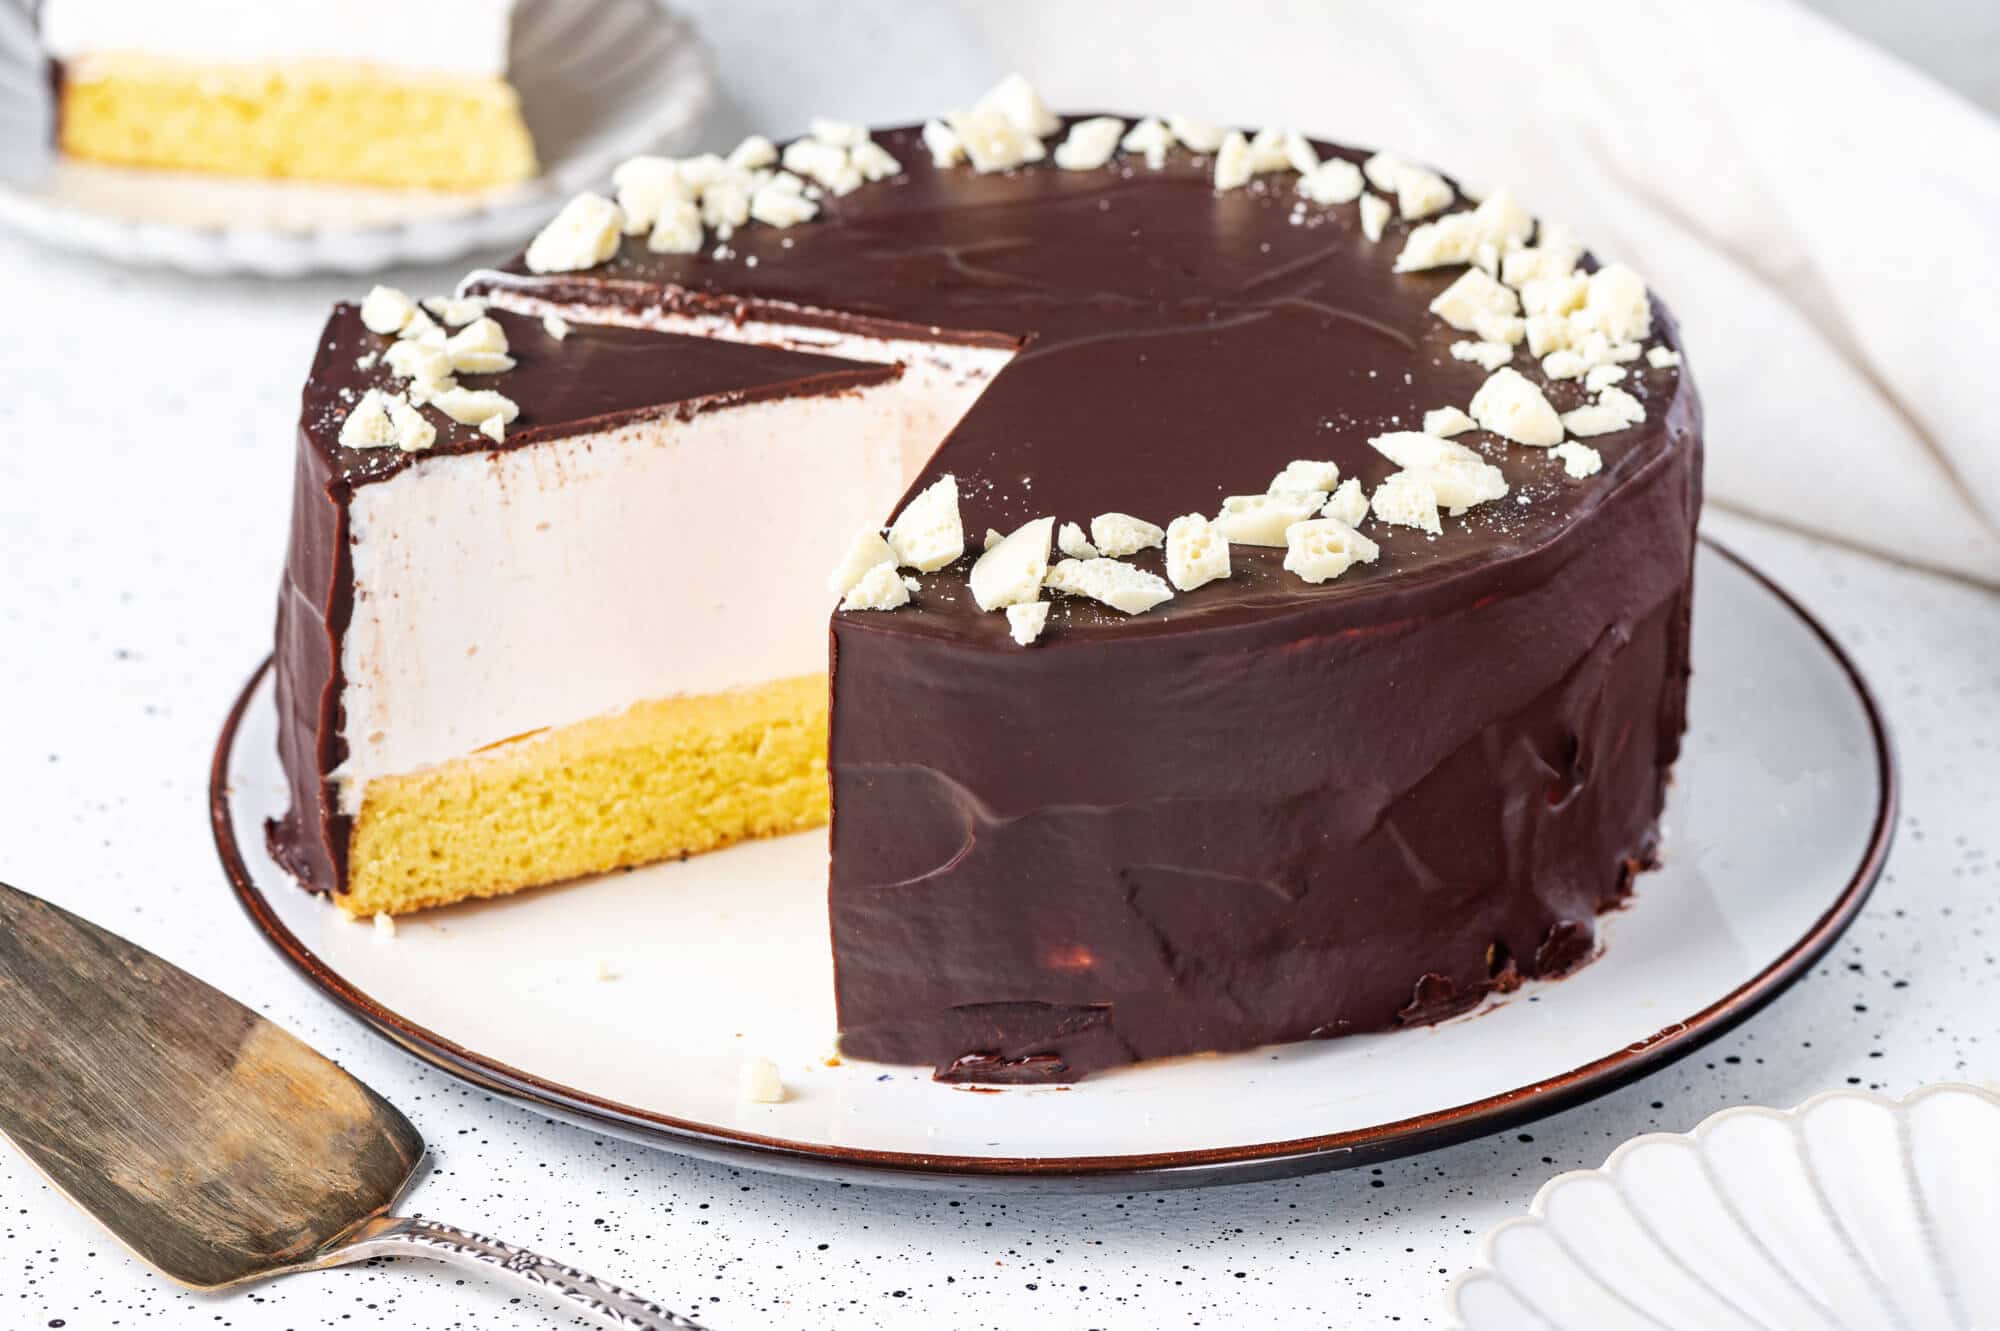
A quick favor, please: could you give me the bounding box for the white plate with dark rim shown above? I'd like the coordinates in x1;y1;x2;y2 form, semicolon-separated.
210;540;1894;1191
0;0;713;276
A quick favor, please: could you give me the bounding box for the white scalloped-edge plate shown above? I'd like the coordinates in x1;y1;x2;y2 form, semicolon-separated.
0;0;712;276
1450;1083;2000;1330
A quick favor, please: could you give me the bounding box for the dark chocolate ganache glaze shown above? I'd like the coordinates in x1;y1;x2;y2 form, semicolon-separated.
268;308;898;894
458;118;1701;1080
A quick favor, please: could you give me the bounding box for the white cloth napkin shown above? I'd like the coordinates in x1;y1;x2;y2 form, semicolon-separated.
694;0;2000;585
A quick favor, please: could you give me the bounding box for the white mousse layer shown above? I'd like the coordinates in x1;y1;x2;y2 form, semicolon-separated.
42;0;515;77
330;386;910;815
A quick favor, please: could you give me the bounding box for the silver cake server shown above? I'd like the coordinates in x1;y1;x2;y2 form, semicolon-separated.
0;880;710;1329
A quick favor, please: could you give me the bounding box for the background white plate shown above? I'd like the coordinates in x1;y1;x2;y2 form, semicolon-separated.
0;0;713;275
1450;1083;2000;1330
212;542;1893;1189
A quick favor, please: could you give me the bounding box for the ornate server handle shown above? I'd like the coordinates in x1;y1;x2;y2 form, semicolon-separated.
322;1214;715;1330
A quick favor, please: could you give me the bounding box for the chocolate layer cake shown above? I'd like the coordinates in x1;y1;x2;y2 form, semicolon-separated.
278;90;1700;1080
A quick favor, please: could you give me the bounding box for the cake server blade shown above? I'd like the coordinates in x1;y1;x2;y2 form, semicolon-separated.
0;880;710;1328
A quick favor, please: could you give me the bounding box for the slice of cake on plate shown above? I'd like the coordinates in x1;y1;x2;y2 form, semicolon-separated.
41;0;536;190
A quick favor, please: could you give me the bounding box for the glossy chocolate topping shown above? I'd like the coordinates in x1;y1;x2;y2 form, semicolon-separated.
268;308;900;894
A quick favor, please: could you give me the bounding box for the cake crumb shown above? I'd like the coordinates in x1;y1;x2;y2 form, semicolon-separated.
739;1057;786;1104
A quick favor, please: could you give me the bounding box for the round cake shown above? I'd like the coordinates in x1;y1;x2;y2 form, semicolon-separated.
273;83;1701;1082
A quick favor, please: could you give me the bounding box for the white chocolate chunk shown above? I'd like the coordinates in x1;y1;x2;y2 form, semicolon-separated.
702;178;752;231
1165;513;1230;592
983;527;1004;552
611;156;689;233
1429;268;1520;332
1450;339;1514;372
1395;165;1453;219
525;192;625;274
1552;441;1604;478
338;389;397;449
1368;430;1476;471
478;414;506;443
1046;557;1173;616
1525;313;1571;358
1425;405;1478;437
1267;459;1341;494
1359;193;1392;242
1284;517;1380;583
1247;126;1313;174
1166;113;1225;153
372;911;396;938
1646;345;1682;369
839;560;912;611
1394;212;1479;271
1584;363;1628;392
383;338;455;392
1298;158;1364;205
1371;472;1442;535
386;395;437;452
648;197;704;252
1213;130;1252;191
946;108;1045;173
728;134;778;171
886;473;965;572
782;137;860;195
1120;117;1173;169
1470;190;1534;250
1368;433;1508;510
969;516;1054;611
360;285;416;335
826;528;897;595
444;317;511;375
423;294;487;327
1322;477;1370;527
1596;385;1646;425
749;182;817;229
739;1057;786;1104
976;72;1061;137
1519;271;1588;317
1214;491;1327;546
1541;349;1588;381
542;314;570;341
397;306;443;345
1054;117;1125;170
922;118;964;167
851;139;903;182
1577;263;1652;343
431;387;520;429
1469;366;1564;446
1057;521;1098;559
809;117;865;148
1362;152;1406;193
1090;512;1166;558
1006;601;1050;646
1472;312;1525;345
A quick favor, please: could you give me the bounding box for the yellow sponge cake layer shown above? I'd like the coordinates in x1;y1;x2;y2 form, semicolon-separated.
58;56;536;190
340;675;827;918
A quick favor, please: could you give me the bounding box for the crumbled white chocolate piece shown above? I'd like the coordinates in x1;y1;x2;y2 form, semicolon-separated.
886;473;964;572
1450;340;1514;372
1214;491;1327;546
783;137;862;196
1054;117;1125;171
809;117;865;149
1473;312;1526;345
1367;432;1508;511
1298;158;1364;205
431;387;520;430
976;73;1061;138
1247;126;1314;175
1474;242;1500;276
1471;190;1534;250
1371;471;1442;535
1552;441;1604;478
386;395;437;452
850;139;902;182
1165;512;1230;592
839;560;912;611
1395;165;1453;219
970;516;1054;611
542;314;570;341
1166;113;1225;153
1429;268;1520;333
384;338;455;395
947;108;1045;173
1575;264;1652;343
1284;517;1380;583
360;285;416;336
1561;385;1647;438
1584;363;1628;392
1213;130;1252;191
398;306;444;346
373;911;397;938
1393;212;1479;271
1424;405;1478;437
749;180;818;229
1267;460;1341;494
1362;152;1406;194
983;527;1004;551
702;177;753;232
339;389;397;449
1090;512;1165;558
1121;117;1174;169
444;317;513;375
728;134;778;171
827;529;898;596
478;414;506;443
1322;477;1370;527
1359;193;1392;242
1519;271;1587;318
423;295;487;327
1541;349;1588;381
525;192;625;274
1368;430;1469;471
1046;557;1173;615
1501;228;1584;287
1646;345;1681;369
611;156;689;234
1596;385;1646;423
1469;366;1564;446
1006;601;1050;646
922;118;964;168
1525;313;1571;358
739;1056;786;1104
1057;521;1098;559
648;197;704;252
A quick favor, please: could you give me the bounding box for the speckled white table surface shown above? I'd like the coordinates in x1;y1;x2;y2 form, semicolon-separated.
3;187;1998;1331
